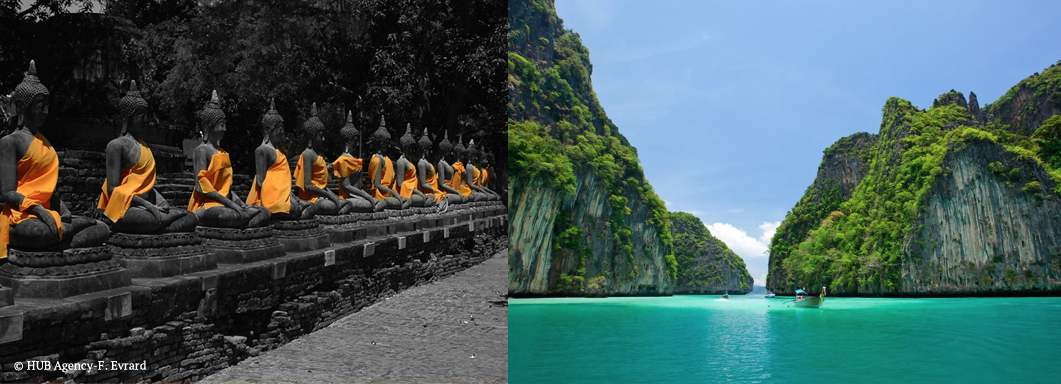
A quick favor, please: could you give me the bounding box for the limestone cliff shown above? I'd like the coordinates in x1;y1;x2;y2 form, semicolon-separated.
670;212;752;294
770;62;1061;296
767;132;877;292
508;0;675;296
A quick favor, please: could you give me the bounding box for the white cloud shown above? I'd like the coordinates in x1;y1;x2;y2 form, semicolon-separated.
758;221;781;245
705;221;781;260
758;274;767;287
706;223;769;259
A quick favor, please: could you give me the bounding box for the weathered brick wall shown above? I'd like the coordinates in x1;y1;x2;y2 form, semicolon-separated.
0;205;506;383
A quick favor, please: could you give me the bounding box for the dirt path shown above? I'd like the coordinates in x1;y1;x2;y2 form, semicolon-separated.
201;251;509;383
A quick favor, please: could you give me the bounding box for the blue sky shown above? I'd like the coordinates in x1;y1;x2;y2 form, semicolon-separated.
553;0;1061;286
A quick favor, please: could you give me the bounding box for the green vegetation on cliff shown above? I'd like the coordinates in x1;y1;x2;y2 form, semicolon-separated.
670;212;752;293
508;0;675;292
771;62;1061;295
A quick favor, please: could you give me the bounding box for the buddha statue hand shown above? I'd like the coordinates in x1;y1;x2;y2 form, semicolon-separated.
30;204;58;237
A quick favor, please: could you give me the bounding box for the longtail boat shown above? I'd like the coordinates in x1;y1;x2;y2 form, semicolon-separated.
790;287;826;308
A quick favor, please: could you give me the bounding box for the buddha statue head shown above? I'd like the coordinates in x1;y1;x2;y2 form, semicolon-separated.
438;130;453;159
199;90;226;145
418;127;433;160
465;138;478;164
339;110;359;154
399;123;417;159
368;115;391;154
454;136;467;162
119;80;149;135
12;60;50;130
302;102;325;149
261;98;284;141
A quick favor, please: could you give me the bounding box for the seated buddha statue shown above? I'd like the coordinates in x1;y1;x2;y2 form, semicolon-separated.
365;116;408;210
461;139;496;202
333;111;385;213
294;103;352;215
434;131;468;204
394;124;435;208
98;81;198;234
0;60;110;258
442;137;480;201
415;128;457;211
187;90;271;228
476;152;501;198
247;99;317;220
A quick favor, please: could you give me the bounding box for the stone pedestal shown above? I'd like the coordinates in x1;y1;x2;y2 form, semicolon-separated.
108;232;217;278
0;246;131;298
196;226;286;264
272;218;330;252
0;286;12;307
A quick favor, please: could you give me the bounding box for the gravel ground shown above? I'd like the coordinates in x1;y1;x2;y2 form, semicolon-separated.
201;251;509;383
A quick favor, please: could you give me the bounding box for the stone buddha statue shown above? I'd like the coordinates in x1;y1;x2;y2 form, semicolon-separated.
466;140;500;201
434;131;468;204
461;139;495;201
98;81;199;234
333;111;385;212
444;136;477;201
187;90;271;228
294;103;352;215
247;99;317;220
0;60;111;258
394;124;436;208
365;116;408;209
415;127;457;211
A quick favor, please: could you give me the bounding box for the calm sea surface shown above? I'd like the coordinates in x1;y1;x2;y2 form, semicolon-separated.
509;295;1061;383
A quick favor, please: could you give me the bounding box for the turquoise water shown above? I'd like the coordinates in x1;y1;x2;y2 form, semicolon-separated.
509;295;1061;383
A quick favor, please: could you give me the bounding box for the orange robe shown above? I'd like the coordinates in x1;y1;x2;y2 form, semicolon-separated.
418;162;445;201
479;168;490;187
247;148;292;214
398;160;418;199
294;153;329;203
448;161;472;197
97;140;156;222
1;133;64;258
471;166;482;187
187;149;232;212
332;155;363;200
366;155;396;200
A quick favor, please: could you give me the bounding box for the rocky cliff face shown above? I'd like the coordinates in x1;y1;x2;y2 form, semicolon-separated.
766;132;877;292
508;0;675;296
902;139;1061;294
508;168;673;296
670;212;752;294
770;62;1061;296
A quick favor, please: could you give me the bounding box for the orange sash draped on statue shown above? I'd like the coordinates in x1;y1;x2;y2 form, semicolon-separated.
247;148;292;214
332;155;363;200
294;153;329;203
448;161;472;197
366;155;396;200
1;133;64;258
98;140;156;222
399;161;418;199
419;162;445;201
187;149;232;212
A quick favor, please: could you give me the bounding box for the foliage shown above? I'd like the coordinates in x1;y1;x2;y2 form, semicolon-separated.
669;211;752;291
778;88;1061;294
508;0;673;289
2;0;506;174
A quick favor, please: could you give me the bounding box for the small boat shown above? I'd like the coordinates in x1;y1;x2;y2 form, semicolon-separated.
790;287;826;308
765;291;776;298
722;291;730;299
